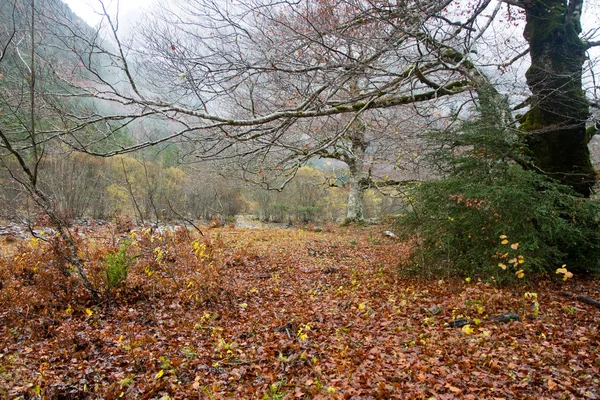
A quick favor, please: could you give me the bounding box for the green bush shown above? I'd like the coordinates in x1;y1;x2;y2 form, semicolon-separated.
104;240;135;290
398;112;600;280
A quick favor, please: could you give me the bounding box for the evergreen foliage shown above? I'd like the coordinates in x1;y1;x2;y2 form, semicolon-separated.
104;240;135;290
399;106;600;280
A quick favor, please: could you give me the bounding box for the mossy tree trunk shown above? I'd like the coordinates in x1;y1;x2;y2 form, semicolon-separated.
516;0;595;196
344;118;369;224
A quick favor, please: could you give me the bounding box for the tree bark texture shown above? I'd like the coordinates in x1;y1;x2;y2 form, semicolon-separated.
519;0;595;196
345;119;369;223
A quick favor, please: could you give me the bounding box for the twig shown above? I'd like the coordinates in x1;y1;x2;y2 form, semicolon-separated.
167;199;203;236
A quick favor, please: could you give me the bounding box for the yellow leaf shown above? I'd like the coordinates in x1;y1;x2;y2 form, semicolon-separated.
481;330;491;337
65;304;73;315
511;243;519;250
556;265;573;281
358;303;366;310
499;235;507;239
515;270;525;279
461;324;474;335
327;387;336;393
239;303;248;309
85;308;93;316
498;263;507;270
465;277;471;283
501;239;509;245
155;370;164;380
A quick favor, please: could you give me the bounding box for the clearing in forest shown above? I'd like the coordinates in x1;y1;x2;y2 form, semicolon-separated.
0;225;598;399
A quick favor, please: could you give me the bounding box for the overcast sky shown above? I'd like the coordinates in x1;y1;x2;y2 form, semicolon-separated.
64;0;600;34
62;0;155;27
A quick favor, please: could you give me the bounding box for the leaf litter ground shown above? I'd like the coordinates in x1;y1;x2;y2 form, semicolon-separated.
0;225;599;399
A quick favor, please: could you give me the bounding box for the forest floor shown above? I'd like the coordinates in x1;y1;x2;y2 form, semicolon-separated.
0;224;599;399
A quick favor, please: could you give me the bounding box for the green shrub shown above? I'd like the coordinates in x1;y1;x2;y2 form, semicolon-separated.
104;240;135;290
398;111;600;280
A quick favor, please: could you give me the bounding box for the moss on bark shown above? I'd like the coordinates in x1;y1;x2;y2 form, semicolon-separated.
520;0;595;196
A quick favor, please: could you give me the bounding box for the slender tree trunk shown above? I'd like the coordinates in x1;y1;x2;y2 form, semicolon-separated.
518;0;595;196
0;0;99;301
345;118;369;223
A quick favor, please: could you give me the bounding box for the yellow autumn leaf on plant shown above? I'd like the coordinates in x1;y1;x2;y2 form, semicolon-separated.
155;369;164;379
532;301;539;318
461;324;474;335
511;243;519;250
154;247;164;261
501;239;509;245
515;270;525;279
556;265;573;281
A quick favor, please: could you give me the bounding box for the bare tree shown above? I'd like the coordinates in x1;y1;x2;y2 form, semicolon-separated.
0;0;98;299
2;0;599;240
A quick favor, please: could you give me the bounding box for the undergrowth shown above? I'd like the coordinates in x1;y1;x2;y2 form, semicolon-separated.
397;103;600;280
0;227;242;327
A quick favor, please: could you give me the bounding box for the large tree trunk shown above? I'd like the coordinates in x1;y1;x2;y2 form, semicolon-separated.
346;167;366;223
345;118;369;223
518;0;595;196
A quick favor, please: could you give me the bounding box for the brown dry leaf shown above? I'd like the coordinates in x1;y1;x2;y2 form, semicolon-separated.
445;384;462;394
